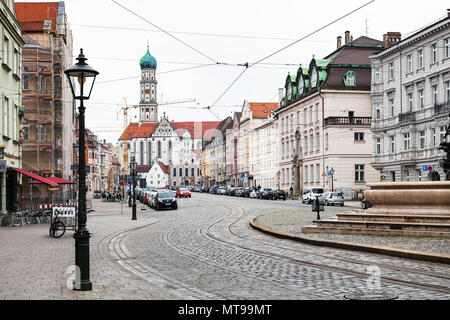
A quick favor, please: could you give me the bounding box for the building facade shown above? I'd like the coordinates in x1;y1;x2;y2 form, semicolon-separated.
1;0;24;212
276;33;383;198
15;1;75;207
370;13;450;182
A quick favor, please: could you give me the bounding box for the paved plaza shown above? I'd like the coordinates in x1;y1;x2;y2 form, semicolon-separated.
0;195;449;300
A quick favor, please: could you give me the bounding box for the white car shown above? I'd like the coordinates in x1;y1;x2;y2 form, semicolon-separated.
249;190;259;198
302;187;325;204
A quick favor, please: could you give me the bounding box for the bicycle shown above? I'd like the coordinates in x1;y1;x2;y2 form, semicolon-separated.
49;211;66;238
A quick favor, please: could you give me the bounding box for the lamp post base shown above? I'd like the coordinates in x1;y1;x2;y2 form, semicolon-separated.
73;230;92;291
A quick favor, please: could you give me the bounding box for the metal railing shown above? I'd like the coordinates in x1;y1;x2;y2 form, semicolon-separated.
324;117;371;126
399;111;416;123
434;101;450;115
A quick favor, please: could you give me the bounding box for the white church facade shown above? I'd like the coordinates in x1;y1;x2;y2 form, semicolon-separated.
119;46;220;187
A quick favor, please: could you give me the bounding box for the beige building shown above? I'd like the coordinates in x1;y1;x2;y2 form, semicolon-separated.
276;33;383;198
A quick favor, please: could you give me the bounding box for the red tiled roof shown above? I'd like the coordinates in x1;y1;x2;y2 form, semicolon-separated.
118;123;158;141
119;121;220;140
157;162;170;175
136;165;153;173
15;2;59;32
249;103;278;119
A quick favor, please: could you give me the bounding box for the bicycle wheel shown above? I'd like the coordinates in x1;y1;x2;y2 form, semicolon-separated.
49;221;66;238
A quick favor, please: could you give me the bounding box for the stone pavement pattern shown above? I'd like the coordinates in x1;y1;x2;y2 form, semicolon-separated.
0;200;181;300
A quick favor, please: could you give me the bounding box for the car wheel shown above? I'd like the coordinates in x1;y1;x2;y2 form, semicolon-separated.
172;203;178;210
340;204;344;207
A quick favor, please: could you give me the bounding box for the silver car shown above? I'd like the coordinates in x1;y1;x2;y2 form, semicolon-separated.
302;187;325;204
320;192;345;206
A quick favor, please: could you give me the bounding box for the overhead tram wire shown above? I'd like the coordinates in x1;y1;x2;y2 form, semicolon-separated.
110;0;220;65
207;0;376;110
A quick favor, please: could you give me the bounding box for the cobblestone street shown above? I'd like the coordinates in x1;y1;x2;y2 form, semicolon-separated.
0;195;449;300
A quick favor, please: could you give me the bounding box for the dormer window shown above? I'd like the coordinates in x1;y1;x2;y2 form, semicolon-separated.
298;78;304;95
287;84;292;101
310;68;317;88
344;71;356;86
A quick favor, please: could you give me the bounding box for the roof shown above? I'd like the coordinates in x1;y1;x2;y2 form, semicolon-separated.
249;103;278;119
157;162;170;175
15;2;59;32
135;162;170;175
140;47;157;69
326;36;384;62
119;121;220;140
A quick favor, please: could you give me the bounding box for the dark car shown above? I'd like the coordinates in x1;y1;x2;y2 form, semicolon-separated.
361;198;372;209
235;187;245;197
241;187;252;198
210;186;219;194
269;190;287;200
226;187;237;196
259;188;272;199
154;191;178;210
201;186;210;193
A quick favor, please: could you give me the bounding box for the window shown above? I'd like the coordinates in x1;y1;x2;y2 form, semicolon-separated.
286;141;289;157
446;38;450;59
390;136;395;153
403;133;410;151
305;166;309;184
13;105;17;140
185;168;188;177
179;168;183;177
419;131;425;149
38;76;46;92
355;132;364;141
376;138;381;155
304;136;308;154
290;114;294;130
432;43;437;63
281;142;285;158
287;84;292;101
417;169;423;182
344;71;356;86
22;75;29;90
389;62;394;80
440;126;447;144
404;171;410;182
419;89;424;109
389;98;394;117
3;97;8;136
325;133;329;149
407;93;413;111
23;126;29;140
375;102;381;120
304;108;307;125
316;164;320;182
432;86;438;106
407;54;412;73
374;67;381;83
432;128;437;147
310;135;314;153
309;106;313;123
281;118;285;133
3;36;9;66
297;111;301;126
355;165;365;182
418;50;423;69
13;48;18;74
316;133;320;150
157;141;161;158
148;142;152;164
140;141;144;164
37;125;45;142
311;68;318;87
315;103;319;121
446;81;450;102
191;168;194;177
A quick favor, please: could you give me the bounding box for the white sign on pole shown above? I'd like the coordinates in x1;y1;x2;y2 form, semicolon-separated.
52;207;76;218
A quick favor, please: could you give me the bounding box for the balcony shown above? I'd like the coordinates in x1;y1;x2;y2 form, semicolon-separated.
434;101;450;116
398;111;416;123
324;117;371;126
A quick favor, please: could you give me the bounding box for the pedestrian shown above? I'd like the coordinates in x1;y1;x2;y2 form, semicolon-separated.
290;186;293;200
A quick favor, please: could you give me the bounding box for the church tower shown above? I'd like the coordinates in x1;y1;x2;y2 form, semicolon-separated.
139;45;158;123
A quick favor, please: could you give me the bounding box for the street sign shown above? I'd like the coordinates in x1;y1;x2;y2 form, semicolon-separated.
119;180;125;187
428;166;433;172
422;165;428;172
0;160;6;173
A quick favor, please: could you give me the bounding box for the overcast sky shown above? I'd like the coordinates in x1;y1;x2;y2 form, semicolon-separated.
15;0;449;143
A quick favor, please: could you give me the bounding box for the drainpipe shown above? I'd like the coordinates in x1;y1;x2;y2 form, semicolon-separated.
319;88;325;189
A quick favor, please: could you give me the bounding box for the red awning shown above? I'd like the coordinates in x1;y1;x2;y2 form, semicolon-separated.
29;176;74;185
10;168;59;186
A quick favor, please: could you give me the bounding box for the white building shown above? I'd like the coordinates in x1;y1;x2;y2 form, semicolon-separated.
137;162;170;189
370;12;450;182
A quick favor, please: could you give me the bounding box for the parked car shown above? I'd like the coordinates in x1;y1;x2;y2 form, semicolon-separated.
302;187;325;204
147;192;157;208
201;186;210;193
176;187;191;198
361;198;372;209
209;186;219;194
259;188;272;199
320;192;345;206
234;187;245;197
241;187;252;198
217;186;228;195
269;190;287;200
154;191;178;210
249;189;259;198
193;185;201;192
226;187;237;196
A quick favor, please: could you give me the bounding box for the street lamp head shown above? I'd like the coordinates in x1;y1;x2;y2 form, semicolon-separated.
64;49;99;100
130;156;137;175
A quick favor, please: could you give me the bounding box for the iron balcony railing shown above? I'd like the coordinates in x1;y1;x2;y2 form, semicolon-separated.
434;101;450;115
324;117;371;126
398;111;416;123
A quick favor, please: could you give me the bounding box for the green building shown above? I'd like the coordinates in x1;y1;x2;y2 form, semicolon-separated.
1;0;24;212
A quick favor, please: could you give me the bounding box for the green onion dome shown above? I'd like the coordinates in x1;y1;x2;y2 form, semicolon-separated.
140;47;157;69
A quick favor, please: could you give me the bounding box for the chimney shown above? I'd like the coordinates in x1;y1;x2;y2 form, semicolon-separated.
447;8;450;17
383;32;402;48
345;31;350;44
278;88;285;104
337;36;342;49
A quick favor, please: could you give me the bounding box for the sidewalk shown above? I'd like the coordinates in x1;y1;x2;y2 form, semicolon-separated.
251;210;450;264
0;199;181;300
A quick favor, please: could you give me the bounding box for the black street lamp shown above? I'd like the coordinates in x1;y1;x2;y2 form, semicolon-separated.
64;49;99;291
130;156;137;220
330;167;335;192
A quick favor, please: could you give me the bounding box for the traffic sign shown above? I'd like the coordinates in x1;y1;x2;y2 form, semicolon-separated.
119;180;125;186
422;165;428;172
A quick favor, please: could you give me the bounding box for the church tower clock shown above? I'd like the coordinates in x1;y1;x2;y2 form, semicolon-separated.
139;45;158;123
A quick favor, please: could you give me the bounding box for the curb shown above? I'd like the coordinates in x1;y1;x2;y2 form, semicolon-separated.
249;216;450;265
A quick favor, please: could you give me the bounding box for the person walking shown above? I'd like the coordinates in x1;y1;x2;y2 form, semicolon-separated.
290;186;294;200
